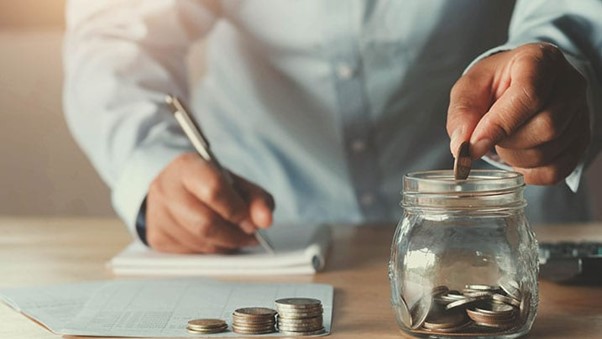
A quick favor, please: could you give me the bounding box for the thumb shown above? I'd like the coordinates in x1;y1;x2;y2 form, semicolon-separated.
447;68;495;158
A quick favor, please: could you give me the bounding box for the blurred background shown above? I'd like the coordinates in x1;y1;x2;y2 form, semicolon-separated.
1;1;601;221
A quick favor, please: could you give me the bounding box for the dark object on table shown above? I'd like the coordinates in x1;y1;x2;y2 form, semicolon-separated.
538;242;602;284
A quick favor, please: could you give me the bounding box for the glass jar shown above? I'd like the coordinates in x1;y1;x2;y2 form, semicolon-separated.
389;170;538;338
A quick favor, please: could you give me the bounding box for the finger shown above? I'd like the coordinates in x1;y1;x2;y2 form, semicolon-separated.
470;49;559;158
160;227;234;254
233;174;275;229
164;223;235;254
181;157;251;228
146;201;218;254
168;189;258;249
495;107;587;168
498;75;587;149
160;203;239;253
512;129;590;185
147;215;199;254
446;68;494;157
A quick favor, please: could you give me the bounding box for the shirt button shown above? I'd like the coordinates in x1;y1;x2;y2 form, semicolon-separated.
360;193;375;207
351;139;367;153
336;63;355;79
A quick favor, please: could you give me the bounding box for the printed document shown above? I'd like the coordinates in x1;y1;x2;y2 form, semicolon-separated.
0;278;333;337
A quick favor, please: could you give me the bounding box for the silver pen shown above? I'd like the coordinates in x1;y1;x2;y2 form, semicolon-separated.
165;94;275;254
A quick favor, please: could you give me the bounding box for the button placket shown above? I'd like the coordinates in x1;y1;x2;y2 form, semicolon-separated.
323;1;387;220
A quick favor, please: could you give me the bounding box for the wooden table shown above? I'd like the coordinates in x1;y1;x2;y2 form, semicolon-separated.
1;217;601;338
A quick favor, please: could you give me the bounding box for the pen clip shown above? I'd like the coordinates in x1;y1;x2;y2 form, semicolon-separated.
165;95;212;161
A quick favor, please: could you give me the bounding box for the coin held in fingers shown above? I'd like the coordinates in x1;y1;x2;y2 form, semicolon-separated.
454;141;472;180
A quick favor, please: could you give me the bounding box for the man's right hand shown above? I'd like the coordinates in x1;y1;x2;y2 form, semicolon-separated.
146;153;275;254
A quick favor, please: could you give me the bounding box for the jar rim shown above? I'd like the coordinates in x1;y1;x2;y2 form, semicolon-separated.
403;170;524;194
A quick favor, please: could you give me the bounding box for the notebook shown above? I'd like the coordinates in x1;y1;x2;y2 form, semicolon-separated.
109;224;331;276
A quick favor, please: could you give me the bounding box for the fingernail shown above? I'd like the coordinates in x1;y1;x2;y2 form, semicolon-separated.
240;220;256;234
471;139;493;159
450;127;465;156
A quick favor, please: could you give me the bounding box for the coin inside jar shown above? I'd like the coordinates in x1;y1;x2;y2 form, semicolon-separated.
409;295;432;329
397;294;412;328
423;309;468;330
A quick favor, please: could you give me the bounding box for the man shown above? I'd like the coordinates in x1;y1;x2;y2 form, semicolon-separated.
64;1;602;254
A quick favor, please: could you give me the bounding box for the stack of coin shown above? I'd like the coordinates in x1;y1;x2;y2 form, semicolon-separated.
186;319;227;334
231;307;277;335
275;298;325;335
398;278;531;335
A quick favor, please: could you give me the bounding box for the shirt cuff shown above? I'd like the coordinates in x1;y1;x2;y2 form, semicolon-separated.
111;133;192;238
482;153;583;192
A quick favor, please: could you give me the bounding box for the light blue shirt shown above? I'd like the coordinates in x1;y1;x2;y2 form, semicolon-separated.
64;0;602;235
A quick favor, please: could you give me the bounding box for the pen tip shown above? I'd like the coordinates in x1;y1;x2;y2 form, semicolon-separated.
165;94;174;105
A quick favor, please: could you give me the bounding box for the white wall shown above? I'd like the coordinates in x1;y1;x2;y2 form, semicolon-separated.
1;29;114;216
1;29;601;219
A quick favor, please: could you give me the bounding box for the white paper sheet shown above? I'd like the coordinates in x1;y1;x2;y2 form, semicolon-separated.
0;279;334;338
0;281;107;333
110;224;331;276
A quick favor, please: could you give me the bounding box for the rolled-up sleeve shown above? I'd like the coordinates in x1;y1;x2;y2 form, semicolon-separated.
466;0;602;192
63;0;219;233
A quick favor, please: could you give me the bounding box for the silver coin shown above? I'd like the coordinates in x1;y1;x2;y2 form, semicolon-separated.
278;312;323;320
276;298;321;308
423;309;468;330
498;277;521;299
232;321;275;327
278;328;326;336
232;318;275;325
445;295;490;311
186;324;228;334
462;290;495;298
423;320;471;333
278;324;324;331
187;327;228;335
278;316;322;324
232;325;274;331
187;324;228;331
466;308;515;323
473;320;516;329
410;296;432;329
234;307;277;318
396;294;412;328
232;327;276;334
475;302;516;317
492;293;521;308
465;284;500;291
278;324;323;331
187;319;227;329
519;289;532;322
277;307;323;314
186;318;228;334
437;293;466;303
